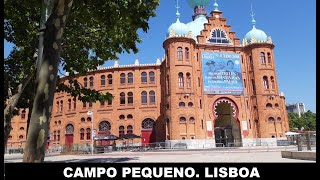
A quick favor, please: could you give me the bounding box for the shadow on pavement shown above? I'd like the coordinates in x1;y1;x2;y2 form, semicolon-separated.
46;157;138;163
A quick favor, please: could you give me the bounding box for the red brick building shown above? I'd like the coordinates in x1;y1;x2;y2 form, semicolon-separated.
7;1;289;150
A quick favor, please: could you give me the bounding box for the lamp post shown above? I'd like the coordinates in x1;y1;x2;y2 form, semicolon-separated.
87;110;94;155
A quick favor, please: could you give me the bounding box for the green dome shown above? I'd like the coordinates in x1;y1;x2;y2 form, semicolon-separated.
245;26;268;43
167;12;189;37
188;0;210;8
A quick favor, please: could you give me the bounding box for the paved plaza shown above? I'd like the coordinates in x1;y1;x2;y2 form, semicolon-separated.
4;149;315;163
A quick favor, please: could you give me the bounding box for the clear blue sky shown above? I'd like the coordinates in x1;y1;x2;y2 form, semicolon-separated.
4;0;316;112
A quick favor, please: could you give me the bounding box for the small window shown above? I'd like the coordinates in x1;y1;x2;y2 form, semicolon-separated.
128;73;133;84
8;135;12;139
185;48;189;59
107;98;112;106
149;91;155;104
120;73;126;84
141;91;147;104
267;53;271;64
83;101;87;108
100;100;105;107
141;72;147;83
179;117;186;123
89;101;92;107
127;114;133;119
101;75;106;86
260;52;266;64
80;128;84;140
58;120;61;125
68;99;71;110
189;117;195;124
127;92;133;105
198;77;200;87
119;126;125;137
84;77;88;88
188;102;193;107
119;115;125;120
149;71;155;83
186;73;191;87
20;127;24;131
89;77;94;87
81;118;85;122
263;76;269;90
270;76;275;89
127;125;133;134
277;117;281;122
21;110;26;119
275;103;279;108
108;74;113;85
86;128;91;140
19;135;23;139
177;47;183;60
182;137;186;140
179;102;185;107
73;98;76;110
266;103;273;108
55;121;57;125
120;92;125;105
87;117;91;122
178;72;184;87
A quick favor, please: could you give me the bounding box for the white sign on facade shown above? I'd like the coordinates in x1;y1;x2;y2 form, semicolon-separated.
206;121;213;131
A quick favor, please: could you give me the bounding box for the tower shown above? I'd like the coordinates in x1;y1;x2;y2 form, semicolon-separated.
242;5;289;138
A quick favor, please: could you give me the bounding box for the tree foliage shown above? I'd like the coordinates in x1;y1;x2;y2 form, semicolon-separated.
288;111;316;131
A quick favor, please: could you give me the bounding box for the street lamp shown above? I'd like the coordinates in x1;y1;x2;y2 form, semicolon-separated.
87;110;94;155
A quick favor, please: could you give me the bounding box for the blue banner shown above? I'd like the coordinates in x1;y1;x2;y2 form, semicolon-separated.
202;52;243;95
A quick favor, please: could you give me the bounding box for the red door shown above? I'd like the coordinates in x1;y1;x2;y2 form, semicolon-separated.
65;134;74;149
98;131;110;146
141;130;156;145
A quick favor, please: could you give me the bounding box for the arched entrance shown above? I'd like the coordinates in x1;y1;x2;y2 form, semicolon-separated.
98;121;111;146
213;98;242;147
141;118;156;145
65;124;74;149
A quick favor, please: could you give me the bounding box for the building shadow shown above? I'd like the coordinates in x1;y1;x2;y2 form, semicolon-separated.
46;157;139;163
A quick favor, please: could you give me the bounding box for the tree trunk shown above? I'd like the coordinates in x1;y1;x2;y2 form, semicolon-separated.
3;72;34;154
23;0;73;162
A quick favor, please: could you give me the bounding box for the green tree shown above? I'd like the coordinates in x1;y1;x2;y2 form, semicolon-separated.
288;111;316;131
5;0;159;162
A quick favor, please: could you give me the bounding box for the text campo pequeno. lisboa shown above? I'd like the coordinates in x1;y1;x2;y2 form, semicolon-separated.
63;167;260;178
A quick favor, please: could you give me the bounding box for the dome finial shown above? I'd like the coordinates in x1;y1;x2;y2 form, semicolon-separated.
213;0;219;11
250;2;256;28
175;0;180;20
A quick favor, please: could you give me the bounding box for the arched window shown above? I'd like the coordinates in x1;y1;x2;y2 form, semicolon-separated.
149;71;155;83
21;110;26;119
86;128;91;140
108;74;113;85
80;128;84;140
198;77;200;87
177;47;183;60
53;131;57;141
186;73;191;87
101;75;106;86
119;115;125;120
178;72;184;87
81;117;85;123
89;101;92;108
57;130;60;141
275;103;279;108
55;121;57;125
267;53;271;64
179;102;185;107
89;77;94;87
260;52;266;64
119;126;125;137
266;103;273;108
58;120;61;125
120;92;125;105
107;98;112;106
19;135;23;139
120;73;126;84
277;117;281;122
73;98;76;110
60;100;63;112
189;117;195;124
83;101;87;108
84;77;88;88
270;76;275;89
263;76;269;89
128;73;133;84
268;117;275;123
66;124;74;134
141;118;155;129
87;117;91;122
166;75;170;94
56;101;59;113
208;29;230;44
68;99;71;110
188;102;193;107
99;121;111;132
179;117;186;123
127;125;133;134
127;114;133;119
149;91;155;104
127;92;133;105
100;100;105;107
8;135;12;140
20;127;24;130
141;91;147;104
185;48;189;59
141;72;147;83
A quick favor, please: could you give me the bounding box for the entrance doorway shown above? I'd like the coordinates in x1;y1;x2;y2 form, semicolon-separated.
213;99;242;147
141;118;156;145
65;124;74;150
